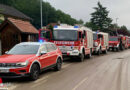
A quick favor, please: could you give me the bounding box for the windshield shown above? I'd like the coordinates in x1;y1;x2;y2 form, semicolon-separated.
40;31;46;38
8;45;40;55
40;30;50;38
93;33;97;40
109;37;118;41
53;30;78;41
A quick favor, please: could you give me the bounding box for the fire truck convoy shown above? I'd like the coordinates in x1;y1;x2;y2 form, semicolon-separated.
93;32;109;55
109;35;129;51
39;24;129;61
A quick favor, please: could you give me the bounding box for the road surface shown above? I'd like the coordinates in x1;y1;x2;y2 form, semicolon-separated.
3;49;130;90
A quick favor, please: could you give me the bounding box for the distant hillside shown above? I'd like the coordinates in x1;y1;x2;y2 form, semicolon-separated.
0;0;82;29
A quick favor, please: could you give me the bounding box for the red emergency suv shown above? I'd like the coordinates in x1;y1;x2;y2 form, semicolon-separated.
0;42;62;80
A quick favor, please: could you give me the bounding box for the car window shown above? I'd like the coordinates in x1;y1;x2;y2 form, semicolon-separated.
51;44;57;50
46;44;57;52
8;45;40;55
39;45;47;53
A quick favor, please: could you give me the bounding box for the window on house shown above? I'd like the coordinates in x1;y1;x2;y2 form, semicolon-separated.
13;34;19;43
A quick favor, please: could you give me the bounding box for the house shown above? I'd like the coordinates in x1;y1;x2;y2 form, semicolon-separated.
0;4;38;54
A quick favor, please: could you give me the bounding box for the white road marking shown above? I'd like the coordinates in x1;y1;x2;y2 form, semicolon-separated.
8;85;17;90
62;63;72;68
33;76;49;83
31;80;47;88
72;77;88;90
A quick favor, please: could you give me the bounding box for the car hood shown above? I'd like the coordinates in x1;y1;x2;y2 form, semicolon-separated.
0;54;36;63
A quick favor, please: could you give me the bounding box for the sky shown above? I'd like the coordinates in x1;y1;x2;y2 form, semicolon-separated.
45;0;130;29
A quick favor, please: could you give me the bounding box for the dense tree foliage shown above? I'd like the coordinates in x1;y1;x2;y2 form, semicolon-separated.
0;0;82;29
85;2;112;32
85;2;130;36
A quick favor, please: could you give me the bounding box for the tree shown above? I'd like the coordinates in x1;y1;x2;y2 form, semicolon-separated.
78;19;84;25
85;22;94;29
90;2;112;32
120;25;127;30
0;0;80;29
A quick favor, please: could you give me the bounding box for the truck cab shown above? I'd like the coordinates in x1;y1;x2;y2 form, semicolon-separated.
52;25;93;62
93;32;109;55
39;29;52;42
109;36;120;51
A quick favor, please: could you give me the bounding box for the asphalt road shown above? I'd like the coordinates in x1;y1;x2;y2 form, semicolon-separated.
3;49;130;90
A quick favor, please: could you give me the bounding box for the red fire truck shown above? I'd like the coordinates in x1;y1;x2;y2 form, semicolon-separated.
39;25;94;62
93;32;109;55
128;37;130;48
109;36;120;51
39;28;52;42
109;35;128;51
121;35;129;49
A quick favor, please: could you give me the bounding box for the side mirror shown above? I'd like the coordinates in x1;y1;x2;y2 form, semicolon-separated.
40;51;47;55
5;51;8;54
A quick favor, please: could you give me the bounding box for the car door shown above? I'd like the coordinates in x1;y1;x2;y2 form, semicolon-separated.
38;44;51;68
46;44;58;66
50;44;58;64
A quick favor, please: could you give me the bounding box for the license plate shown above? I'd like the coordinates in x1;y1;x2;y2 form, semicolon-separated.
0;69;9;73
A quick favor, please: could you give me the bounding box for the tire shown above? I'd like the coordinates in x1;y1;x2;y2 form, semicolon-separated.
79;52;84;62
30;64;40;81
87;49;92;59
97;48;101;55
116;47;119;52
112;48;114;51
54;58;62;71
103;47;107;54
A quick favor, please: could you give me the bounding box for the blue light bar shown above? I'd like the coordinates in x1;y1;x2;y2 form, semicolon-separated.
39;39;43;43
74;26;79;28
54;25;58;28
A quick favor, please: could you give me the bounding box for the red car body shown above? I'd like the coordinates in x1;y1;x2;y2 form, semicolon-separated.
0;42;62;80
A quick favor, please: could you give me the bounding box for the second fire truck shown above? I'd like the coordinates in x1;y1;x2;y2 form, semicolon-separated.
93;32;109;55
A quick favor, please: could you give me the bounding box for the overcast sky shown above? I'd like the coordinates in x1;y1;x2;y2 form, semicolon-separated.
46;0;130;29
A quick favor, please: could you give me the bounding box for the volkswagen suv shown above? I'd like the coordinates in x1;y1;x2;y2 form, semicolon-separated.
0;42;63;80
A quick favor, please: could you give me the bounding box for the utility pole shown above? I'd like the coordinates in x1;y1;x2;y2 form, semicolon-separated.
40;0;43;29
116;18;119;36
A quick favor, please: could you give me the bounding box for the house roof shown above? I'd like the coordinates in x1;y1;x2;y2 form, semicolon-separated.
0;4;31;20
0;17;38;34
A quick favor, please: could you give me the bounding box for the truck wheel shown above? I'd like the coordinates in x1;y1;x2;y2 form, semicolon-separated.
54;58;62;71
103;47;107;54
87;49;92;59
97;49;101;55
112;48;114;51
30;64;40;81
79;52;84;62
116;47;119;52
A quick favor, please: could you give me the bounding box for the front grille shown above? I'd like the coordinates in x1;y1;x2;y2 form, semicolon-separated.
0;72;18;77
59;46;73;52
0;63;16;67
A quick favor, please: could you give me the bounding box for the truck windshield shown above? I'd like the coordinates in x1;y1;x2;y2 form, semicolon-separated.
53;30;78;41
40;30;50;38
93;33;97;40
7;45;40;55
109;37;118;41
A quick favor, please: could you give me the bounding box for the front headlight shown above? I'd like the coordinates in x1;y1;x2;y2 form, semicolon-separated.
16;61;29;67
73;46;79;50
94;42;98;47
